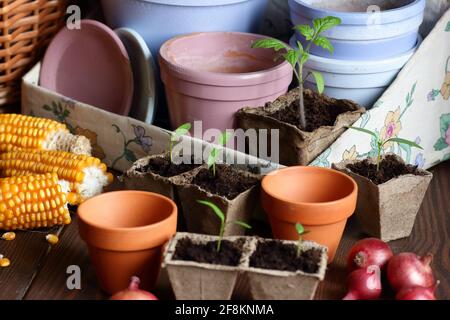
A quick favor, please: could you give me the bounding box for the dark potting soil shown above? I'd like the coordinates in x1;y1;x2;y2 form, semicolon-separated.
270;95;356;132
249;240;322;274
191;165;259;200
346;154;425;185
172;237;244;267
137;156;200;178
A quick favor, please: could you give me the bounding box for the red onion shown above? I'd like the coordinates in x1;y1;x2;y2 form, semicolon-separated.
347;238;393;271
387;253;435;291
343;265;382;300
396;285;438;300
110;276;158;300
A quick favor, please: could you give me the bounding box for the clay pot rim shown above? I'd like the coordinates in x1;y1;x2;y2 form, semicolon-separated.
159;32;293;86
262;166;358;207
78;190;177;233
163;232;248;271
332;154;433;188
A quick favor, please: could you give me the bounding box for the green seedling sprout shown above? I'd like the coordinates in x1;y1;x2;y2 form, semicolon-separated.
295;223;309;257
170;123;191;162
197;200;251;252
347;126;423;171
252;16;341;129
207;131;232;177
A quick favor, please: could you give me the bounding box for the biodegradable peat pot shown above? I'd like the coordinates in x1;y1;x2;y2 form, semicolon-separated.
159;32;293;132
77;191;177;294
332;154;433;241
236;88;365;166
176;164;261;236
163;232;251;300
124;152;202;200
261;166;358;262
243;238;328;300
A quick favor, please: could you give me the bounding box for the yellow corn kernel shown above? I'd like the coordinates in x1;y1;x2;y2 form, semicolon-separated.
1;232;15;241
46;234;59;245
0;254;10;267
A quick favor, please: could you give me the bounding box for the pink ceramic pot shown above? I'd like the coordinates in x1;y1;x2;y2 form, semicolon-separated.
159;32;293;132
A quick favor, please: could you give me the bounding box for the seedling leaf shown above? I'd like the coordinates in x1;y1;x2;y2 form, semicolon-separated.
294;25;315;40
284;49;300;68
171;123;191;141
233;221;252;230
295;223;305;235
347;126;379;140
312;71;325;94
197;200;225;223
313;16;342;34
207;148;217;169
218;132;232;146
385;138;423;150
314;36;334;53
252;38;288;51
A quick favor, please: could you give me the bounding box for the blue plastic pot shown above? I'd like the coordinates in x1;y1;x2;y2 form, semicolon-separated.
290;35;421;108
101;0;269;58
288;0;425;60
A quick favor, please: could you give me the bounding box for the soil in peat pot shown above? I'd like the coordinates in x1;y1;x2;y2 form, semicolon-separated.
137;155;200;178
270;94;358;132
191;165;259;200
249;240;322;274
172;237;245;266
346;154;426;185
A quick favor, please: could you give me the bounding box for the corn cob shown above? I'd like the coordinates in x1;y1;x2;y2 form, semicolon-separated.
0;173;71;231
0;150;113;205
0;114;91;155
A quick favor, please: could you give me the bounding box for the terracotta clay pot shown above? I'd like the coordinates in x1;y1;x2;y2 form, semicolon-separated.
261;166;358;261
77;191;177;294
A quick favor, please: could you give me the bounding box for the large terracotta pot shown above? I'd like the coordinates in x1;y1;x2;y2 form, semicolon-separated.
77;191;177;294
261;166;358;261
159;32;293;133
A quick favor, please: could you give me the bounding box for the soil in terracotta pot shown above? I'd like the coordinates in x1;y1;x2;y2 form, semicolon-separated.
269;95;357;132
137;156;200;178
346;154;425;185
192;165;259;200
249;240;322;273
172;237;244;267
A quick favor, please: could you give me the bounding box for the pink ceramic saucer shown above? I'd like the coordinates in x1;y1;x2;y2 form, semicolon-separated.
40;19;133;116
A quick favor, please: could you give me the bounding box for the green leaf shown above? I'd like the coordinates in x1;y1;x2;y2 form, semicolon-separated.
294;25;315;40
124;149;137;162
434;138;448;151
347;126;379;140
283;49;300;68
173;123;191;137
314;36;334;53
233;221;252;230
296;41;304;53
295;223;305;235
197;200;225;223
218;132;232;146
207;148;217;169
252;38;288;51
300;51;309;65
311;71;325;94
385;138;423;150
313;16;342;34
43;105;52;111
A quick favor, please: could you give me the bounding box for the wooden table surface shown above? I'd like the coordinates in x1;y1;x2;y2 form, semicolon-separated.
0;161;449;300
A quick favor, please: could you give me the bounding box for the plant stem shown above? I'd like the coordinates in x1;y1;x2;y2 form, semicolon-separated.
217;222;225;252
170;140;173;163
298;63;306;130
297;237;302;257
376;143;382;172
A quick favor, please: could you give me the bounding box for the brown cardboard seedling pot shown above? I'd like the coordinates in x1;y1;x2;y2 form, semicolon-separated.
123;152;202;200
242;238;328;300
175;164;261;236
77;191;177;294
236;88;365;166
333;155;433;242
163;232;252;300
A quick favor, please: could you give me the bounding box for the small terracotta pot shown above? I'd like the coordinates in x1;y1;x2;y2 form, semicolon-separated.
261;166;358;262
77;191;177;294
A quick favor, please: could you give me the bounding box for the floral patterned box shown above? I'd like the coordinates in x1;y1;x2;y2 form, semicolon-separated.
21;64;276;174
311;10;450;170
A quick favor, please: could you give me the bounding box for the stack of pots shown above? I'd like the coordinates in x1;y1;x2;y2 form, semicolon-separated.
288;0;426;108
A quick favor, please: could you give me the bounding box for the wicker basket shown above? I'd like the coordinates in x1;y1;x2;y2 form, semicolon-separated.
0;0;66;107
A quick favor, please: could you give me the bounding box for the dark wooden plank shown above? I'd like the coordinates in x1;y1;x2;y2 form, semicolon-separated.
24;162;450;300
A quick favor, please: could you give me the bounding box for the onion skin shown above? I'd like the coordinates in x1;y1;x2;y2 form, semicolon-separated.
110;276;158;300
343;265;382;300
347;238;393;272
396;286;437;300
387;253;435;292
